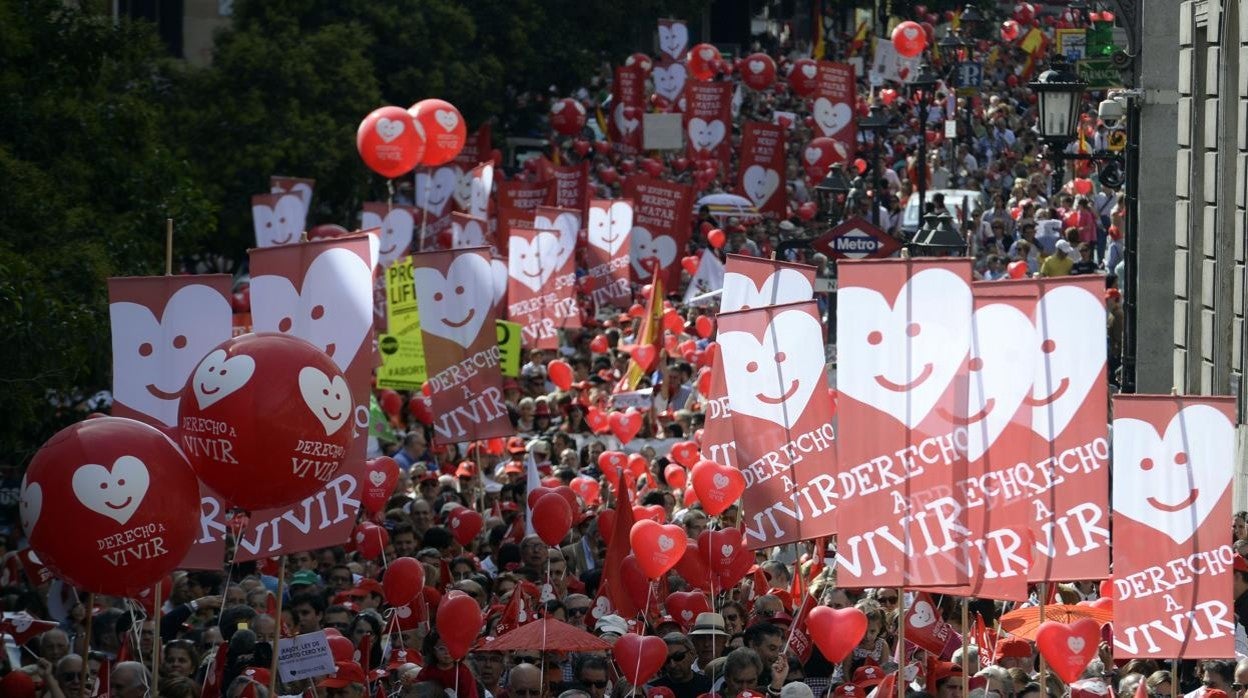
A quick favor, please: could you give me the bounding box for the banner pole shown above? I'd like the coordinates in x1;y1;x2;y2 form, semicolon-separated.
269;555;288;696
152;582;163;690
165;218;174;275
1038;584;1047;693
896;587;906;698
960;597;969;695
81;593;94;688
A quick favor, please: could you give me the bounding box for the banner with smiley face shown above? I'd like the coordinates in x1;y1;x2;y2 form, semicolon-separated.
1111;394;1236;659
835;258;974;588
412;248;513;445
716;301;836;549
252;192;308;248
269;176;315;220
585;199;635;308
813;61;857;158
683;80;732;165
360;203;418;267
621;175;692;287
508;227;577;349
611;65;646;155
736;121;787;218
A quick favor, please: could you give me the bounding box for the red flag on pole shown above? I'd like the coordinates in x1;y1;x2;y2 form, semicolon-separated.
604;479;638;618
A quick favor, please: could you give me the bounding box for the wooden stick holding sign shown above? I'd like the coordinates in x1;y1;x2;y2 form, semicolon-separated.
269;555;287;697
165;219;173;276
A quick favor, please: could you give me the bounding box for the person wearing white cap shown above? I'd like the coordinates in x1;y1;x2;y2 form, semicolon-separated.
594;614;628;645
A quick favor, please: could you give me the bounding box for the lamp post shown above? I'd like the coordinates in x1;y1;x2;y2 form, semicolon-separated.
1029;55;1088;195
815;164;852;226
858;105;893;227
909;210;968;257
907;63;940;224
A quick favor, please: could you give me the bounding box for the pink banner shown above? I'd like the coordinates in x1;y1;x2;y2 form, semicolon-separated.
684;80;733;165
507;228;577;349
611;65;646;154
549;162;590;211
814;61;856;156
737;121;787;218
621;175;692;287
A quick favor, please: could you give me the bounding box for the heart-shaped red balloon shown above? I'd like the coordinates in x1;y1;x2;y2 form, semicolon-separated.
627;453;649;479
570;476;601;505
1035;618;1101;683
355;522;389;560
669;441;700;468
632;345;658;372
620;554;652;609
696;367;713;395
632;504;665;523
587;406;610;433
630;520;687;579
699;529;754;589
610;409;643;443
674;542;711;590
807;606;869;662
361;456;399;515
526;486;554;510
695;315;714;339
664;463;688;490
447;507;484;546
383;557;425;605
590;334;609;354
690;459;746;515
615;633;668;685
667;590;711;627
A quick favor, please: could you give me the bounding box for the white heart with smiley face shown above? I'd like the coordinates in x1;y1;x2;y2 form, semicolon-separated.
721;268;813;313
375;118;405;143
509;232;560;293
72;455;150;525
416;166;458;216
909;600;936;628
20;476;41;536
687;118;726;152
659;23;688;60
413;253;493;349
250;247;374;372
614;103;639;136
741;165;780;206
955;303;1038;462
836;268;972;428
653;63;688;102
534;210;581;272
192;349;256;410
813;98;853;137
719;309;825;430
434;109;459;132
490;258;509;306
629;227;677;278
298;366;351;436
110;283;233;427
452;215;489;250
470;165;494;220
801;63;818;79
587;201;633;256
1114;404;1235;545
454;168;474;210
360;206;414;267
253;193;307;248
1027;284;1106;440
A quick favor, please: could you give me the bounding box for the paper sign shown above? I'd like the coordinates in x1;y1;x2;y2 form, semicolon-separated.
277;630;336;682
377;257;427;389
497;320;523;377
643;113;685;150
612;389;654;410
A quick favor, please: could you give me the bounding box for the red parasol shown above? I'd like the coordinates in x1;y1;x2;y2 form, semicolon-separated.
998;604;1114;640
479;617;611;652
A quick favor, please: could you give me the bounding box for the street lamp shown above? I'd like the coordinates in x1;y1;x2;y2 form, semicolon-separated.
858;104;893;227
815;164;851;225
907;63;940;224
909;210;967;257
1030;55;1088;194
958;3;986;33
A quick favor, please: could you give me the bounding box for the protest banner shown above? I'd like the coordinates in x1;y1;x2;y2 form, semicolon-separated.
621;175;692;287
610;65;646;154
684;80;733;166
658;19;689;62
269;176;315;219
252;193;306;248
508;228;578;349
451;212;496;254
549;162;589;211
585;199;635;309
814;61;857;157
737;121;787;217
360;203;418;267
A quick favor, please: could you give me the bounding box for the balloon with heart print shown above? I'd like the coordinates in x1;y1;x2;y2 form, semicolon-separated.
409;395;433;426
690;459;746;516
807;606;868;662
1000;19;1021;42
626;52;653;75
698;528;753;588
357;106;425;178
633;504;666;523
550;97;587;136
741;52;777;91
630;520;687;579
177;333;353;512
409;99;466;166
570;476;601;506
361;456;399;515
891;21;928;58
669;441;700;469
615;633;667;685
532;492;573;546
22;417;199;596
666;591;711;628
610;409;644;444
686;43;722;81
383;557;425;605
355;522;389;559
788;58;820;96
1035;619;1101;683
446;507;484;546
663;463;688;491
547;360;574;391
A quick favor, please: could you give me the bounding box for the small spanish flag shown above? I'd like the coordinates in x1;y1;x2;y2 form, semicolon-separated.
812;2;826;59
619;266;664;391
847;20;871;57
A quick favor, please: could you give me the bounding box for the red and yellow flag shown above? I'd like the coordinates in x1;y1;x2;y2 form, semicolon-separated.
619;266;664;391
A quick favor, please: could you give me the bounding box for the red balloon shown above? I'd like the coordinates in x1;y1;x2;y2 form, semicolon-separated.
570;476;601;505
801;137;849;179
355;522;389;559
22;418;199;596
409;99;466;166
573;139;591;157
672;157;691;173
328;634;355;663
610;408;644;443
1014;2;1036;26
1036;619;1101;683
797;201;819;222
699;528;753;589
177;334;353;512
586;406;610;433
447;507;484;546
550;98;588;136
669;441;700;469
599;166;620;185
680;255;700;277
788;58;820;97
361;456;399;515
616;633;667;685
687;43;722;81
626;453;650;481
547;359;573;390
1007;260;1028;279
683;486;699;508
629;520;687;578
620;555;652;609
437;592;484;660
383;557;425;605
664;464;688;490
689;459;745;515
532;492;573;546
1088;596;1112;612
409;395;433;425
674;542;711;590
1001;19;1021;42
920;21;936;45
1099;578;1114;598
696;367;712;395
1073;178;1094;196
853;157;868;175
641;157;664;177
694;315;714;339
667;591;711;627
357;106;425;178
598;451;628;480
707;228;726;249
891;21;928;58
379;389;402;417
879;88;899;106
661;309;684;335
632;504;665;523
741;53;777;91
807;606;869;662
626;52;653;75
589;334;609;353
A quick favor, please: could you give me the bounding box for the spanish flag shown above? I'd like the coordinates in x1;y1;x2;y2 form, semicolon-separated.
847;20;870;57
812;2;827;59
619;266;664;391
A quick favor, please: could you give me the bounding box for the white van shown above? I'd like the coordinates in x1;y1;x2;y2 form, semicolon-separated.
901;189;985;236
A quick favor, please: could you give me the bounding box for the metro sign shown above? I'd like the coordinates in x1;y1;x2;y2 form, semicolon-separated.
811;216;901;260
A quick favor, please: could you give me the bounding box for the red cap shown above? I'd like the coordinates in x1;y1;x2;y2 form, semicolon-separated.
501;502;520;513
507;437;527;454
353;578;384;597
0;671;37;698
854;665;886;689
928;662;962;694
995;637;1032;658
1235;555;1248;574
456;461;478;478
648;688;677;698
834;685;862;698
319;662;367;689
504;462;525;475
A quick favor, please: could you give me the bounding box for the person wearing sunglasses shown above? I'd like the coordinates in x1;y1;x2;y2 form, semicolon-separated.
572;655;612;698
652;633;712;698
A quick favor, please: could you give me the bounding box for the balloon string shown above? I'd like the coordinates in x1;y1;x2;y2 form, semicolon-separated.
633;582;653;695
205;513;248;692
541;557;551;698
127;599;152;697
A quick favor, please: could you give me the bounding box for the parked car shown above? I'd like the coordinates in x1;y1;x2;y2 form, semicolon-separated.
901;188;985;237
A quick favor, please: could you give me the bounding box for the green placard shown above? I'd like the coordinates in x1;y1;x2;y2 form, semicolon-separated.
496;320;522;378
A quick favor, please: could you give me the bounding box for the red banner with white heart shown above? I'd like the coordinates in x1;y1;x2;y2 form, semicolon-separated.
657;19;689;63
684;80;733;165
1111;394;1236;659
716;300;836;549
451;212;496;254
465;162;494;220
498;179;552;212
834;258;974;587
652;60;688;109
700;256;817;474
360;203;418;267
189;236;375;563
813;61;857;157
414;165;458;248
610;65;646;154
507;227;577;349
412;248;513;445
585;199;635;308
252;192;307;248
452;125;492;170
548;162;589;211
621;175;692;287
736;121;787;218
534;206;582;329
270;176;314;219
